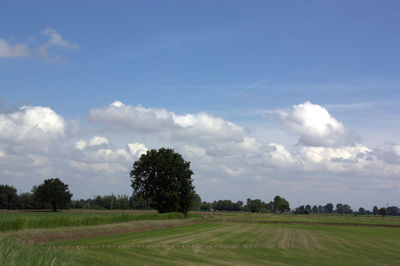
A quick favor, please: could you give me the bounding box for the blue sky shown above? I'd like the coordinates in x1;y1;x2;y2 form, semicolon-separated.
1;1;399;209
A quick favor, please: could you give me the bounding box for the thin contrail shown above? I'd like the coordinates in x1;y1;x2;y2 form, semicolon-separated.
235;77;272;96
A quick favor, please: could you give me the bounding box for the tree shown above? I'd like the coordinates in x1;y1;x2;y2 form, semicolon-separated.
130;193;151;210
336;203;345;214
233;201;243;211
373;206;378;215
200;201;212;211
273;195;290;213
130;148;195;215
0;185;18;209
247;198;265;213
32;178;72;212
378;207;387;217
324;203;334;213
191;193;201;211
387;206;400;216
17;193;36;209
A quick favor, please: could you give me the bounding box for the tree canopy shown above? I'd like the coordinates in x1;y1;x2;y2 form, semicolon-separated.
0;184;18;209
32;178;72;212
130;148;195;215
273;195;290;213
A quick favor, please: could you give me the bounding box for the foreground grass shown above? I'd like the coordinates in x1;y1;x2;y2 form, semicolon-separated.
0;236;77;266
0;211;193;232
50;221;400;265
1;211;400;265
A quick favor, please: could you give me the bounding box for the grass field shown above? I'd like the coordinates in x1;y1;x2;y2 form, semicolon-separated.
1;210;400;265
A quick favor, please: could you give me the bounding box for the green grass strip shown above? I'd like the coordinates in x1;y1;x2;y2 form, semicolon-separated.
0;212;195;232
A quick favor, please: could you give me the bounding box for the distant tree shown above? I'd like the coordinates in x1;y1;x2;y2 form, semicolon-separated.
387;206;399;216
324;203;334;213
305;204;312;212
200;201;212;211
312;205;318;213
294;205;305;214
378;207;387;217
130;193;151;210
0;185;18;209
358;207;366;215
373;206;379;215
233;201;243;211
191;193;201;211
214;200;234;211
247;198;265;213
71;200;83;209
336;203;345;214
130;148;195;215
343;204;353;214
32;178;72;212
118;195;130;209
17;193;36;209
265;201;274;212
94;195;105;209
273;196;290;213
103;194;117;209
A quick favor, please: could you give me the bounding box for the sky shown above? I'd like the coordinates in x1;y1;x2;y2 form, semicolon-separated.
0;0;399;210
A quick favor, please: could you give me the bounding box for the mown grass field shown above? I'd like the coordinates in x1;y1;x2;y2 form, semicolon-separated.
1;210;400;265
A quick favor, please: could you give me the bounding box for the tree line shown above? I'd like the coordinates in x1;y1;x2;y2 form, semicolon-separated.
3;182;398;216
1;148;399;216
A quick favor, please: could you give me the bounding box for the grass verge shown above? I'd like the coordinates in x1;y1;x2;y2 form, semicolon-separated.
0;212;195;232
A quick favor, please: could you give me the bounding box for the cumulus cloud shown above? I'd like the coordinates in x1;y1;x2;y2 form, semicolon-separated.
297;144;372;172
0;39;30;58
90;101;245;142
69;137;148;175
0;105;65;142
265;143;297;167
280;101;358;147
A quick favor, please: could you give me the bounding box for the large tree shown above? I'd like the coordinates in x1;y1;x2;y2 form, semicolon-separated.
32;178;72;212
130;148;195;215
273;195;290;213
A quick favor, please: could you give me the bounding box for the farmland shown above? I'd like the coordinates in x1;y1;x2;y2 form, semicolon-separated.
1;211;400;265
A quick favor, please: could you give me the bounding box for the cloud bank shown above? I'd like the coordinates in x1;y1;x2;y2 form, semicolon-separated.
0;101;399;207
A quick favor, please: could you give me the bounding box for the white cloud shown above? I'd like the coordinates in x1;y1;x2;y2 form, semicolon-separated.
280;101;358;147
41;28;78;49
75;140;87;150
90;101;245;142
1;29;77;60
297;144;372;172
127;143;148;157
0;105;65;142
0;102;399;207
0;39;30;58
89;136;109;147
265;143;297;167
